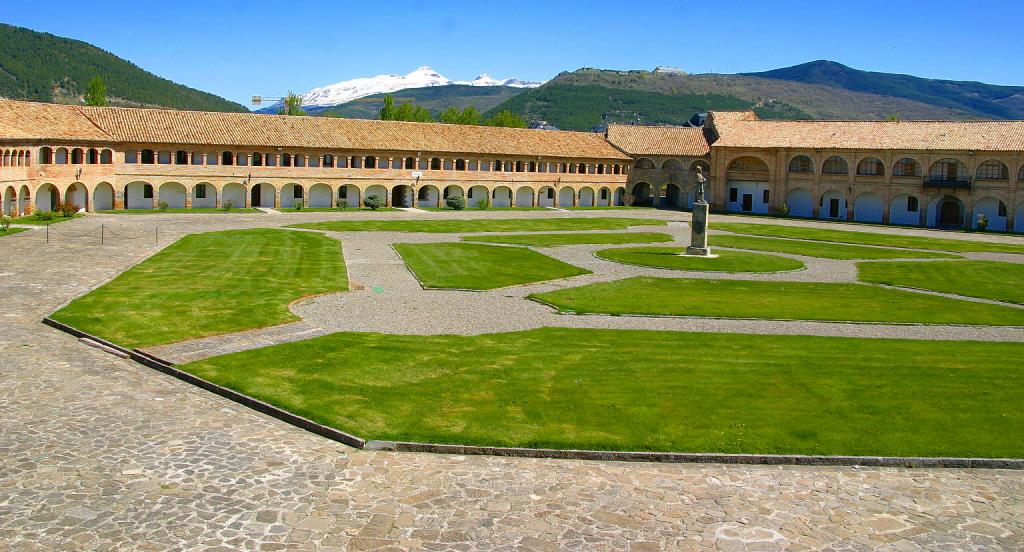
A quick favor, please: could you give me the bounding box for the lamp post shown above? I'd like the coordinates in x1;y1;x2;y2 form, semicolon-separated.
684;166;714;257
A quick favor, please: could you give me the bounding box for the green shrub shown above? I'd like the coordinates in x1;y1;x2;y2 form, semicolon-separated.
446;196;466;210
779;203;790;217
221;201;234;212
34;210;55;221
293;200;303;210
336;199;348;209
976;213;989;231
0;215;11;231
157;201;169;212
56;202;79;217
364;194;385;210
475;198;489;210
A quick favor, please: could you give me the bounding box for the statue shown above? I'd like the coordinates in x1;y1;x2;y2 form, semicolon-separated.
684;165;714;257
694;166;706;204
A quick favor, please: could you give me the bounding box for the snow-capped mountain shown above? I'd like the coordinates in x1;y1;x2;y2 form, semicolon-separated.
292;66;544;109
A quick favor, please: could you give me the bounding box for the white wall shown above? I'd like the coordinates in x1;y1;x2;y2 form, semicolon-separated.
66;184;87;210
597;188;611;207
365;185;387;205
222;184;246;208
558;187;575;207
159;184;186;209
972;198;1007;231
579;187;595;207
125;182;152;209
889;195;920;226
93;184;114;211
819;190;847;220
35;185;57;212
492;187;512;208
853;193;883;223
726;180;769;214
467;186;488;207
515;188;534;207
338;185;360;207
309;184;333;208
191;184;217;208
417;187;439;208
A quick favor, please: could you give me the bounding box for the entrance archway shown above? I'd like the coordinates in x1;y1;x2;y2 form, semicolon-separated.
158;182;187;209
492;186;512;208
853;192;883;223
938;198;963;227
391;185;413;207
558;186;575;207
3;186;15;216
92;182;115;211
35;183;59;213
309;183;333;208
65;182;88;211
630;182;652;206
786;188;813;218
579;187;595;207
417;185;440;208
515;186;534;207
222;183;246;208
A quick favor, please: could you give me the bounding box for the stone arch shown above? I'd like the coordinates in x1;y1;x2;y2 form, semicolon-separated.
927;195;964;228
492;185;513;208
87;148;99;164
595;186;611;207
665;183;683;207
250;183;275;208
892;157;922;177
821;156;849;175
192;182;218;209
417;185;440;208
788;155;814;174
971;197;1008;231
124;181;154;209
92;182;115;211
578;187;596;207
536;186;555;208
391;184;413;207
515;186;534;208
309;183;333;208
630;182;653;206
853;191;883;223
819;190;847;220
18;185;31;216
159;182;187;209
40;147;53;164
727;155;771;176
889;194;921;226
70;148;84;164
64;182;88;211
661;159;684;171
856;157;884;177
55;147;69;164
634;158;655;170
35;183;59;212
975;160;1009;181
3;186;16;216
442;185;464;201
785;188;813;218
467;185;488;207
364;185;388;205
282;183;305;208
337;184;360;208
929;158;967;182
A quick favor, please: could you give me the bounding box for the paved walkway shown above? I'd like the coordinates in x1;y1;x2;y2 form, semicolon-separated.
2;210;1023;550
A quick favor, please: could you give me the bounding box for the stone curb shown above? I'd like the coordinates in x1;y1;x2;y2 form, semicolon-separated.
41;317;1024;470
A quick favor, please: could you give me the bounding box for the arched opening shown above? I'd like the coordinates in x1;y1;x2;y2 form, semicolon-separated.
309;183;333;208
192;183;217;209
40;147;53;164
55;148;69;164
491;186;512;208
250;183;275;208
430;157;442;170
630;182;652;206
18;186;30;216
528;161;537;172
788;155;814;174
222;183;246;209
64;183;87;211
853;192;883;223
336;185;359;208
578;187;595;207
442;185;464;202
3;186;16;216
391;184;413;207
976;160;1009;181
282;184;304;209
92;182;115;212
173;150;188;165
87;148;99;164
892;158;921;177
124;182;154;209
889;194;921;226
221;151;234;166
252;152;264;167
972;197;1008;231
929;196;964;228
819;190;847;220
365;156;377;169
322;154;333;168
417;185;440;208
929;158;966;183
634;158;655;170
856;157;884;177
158;182;187;209
467;185;488;207
70;148;84;164
515;186;534;208
821;156;849;175
365;185;388;206
140;149;155;164
537;186;555;208
35;183;59;213
661;159;684;171
597;187;612;207
280;153;293;167
665;183;683;207
785;188;813;218
404;157;416;169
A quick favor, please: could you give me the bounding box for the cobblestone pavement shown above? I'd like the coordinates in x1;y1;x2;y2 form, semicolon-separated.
2;211;1024;550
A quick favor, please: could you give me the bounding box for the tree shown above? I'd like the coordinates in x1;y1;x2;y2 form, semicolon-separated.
83;76;108;107
484;110;527;128
380;94;433;122
439;106;481;125
278;92;306;116
379;95;396;120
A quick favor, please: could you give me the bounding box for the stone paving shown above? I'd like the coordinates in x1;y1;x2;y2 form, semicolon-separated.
2;210;1024;550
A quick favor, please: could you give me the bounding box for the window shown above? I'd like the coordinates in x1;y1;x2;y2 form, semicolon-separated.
976;160;1009;180
856;157;884;176
282;153;292;167
338;187;347;199
101;150;113;164
323;154;333;168
124;150;137;164
404;157;415;169
788;155;813;173
515;161;524;172
253;152;264;167
206;153;218;165
729;188;738;202
762;190;770;203
143;184;153;199
929;159;962;181
293;186;302;199
634;158;655;169
907;196;919;212
221;151;234;166
600;189;608;200
893;158;921;177
195;184;207;199
175;151;189;165
998;202;1007;217
822;156;848;175
190;152;203;165
141;150;155;164
365;156;376;169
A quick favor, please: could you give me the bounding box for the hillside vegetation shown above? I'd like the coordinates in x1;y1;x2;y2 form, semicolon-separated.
310;85;523;119
0;24;247;112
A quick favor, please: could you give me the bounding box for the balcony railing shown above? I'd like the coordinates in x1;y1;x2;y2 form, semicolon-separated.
924;177;971;189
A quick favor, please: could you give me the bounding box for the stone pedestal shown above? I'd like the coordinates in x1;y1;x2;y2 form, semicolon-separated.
685;201;712;256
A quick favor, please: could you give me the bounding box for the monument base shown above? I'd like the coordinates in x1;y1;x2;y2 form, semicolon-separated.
684;246;715;257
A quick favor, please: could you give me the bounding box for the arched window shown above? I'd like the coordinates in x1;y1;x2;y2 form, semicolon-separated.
568;163;577;174
515;161;524;172
788;155;814;173
456;159;467;171
87;148;99;164
55;147;69;164
528;161;537;172
365;156;376;169
221;151;234;166
430;157;442;170
140;149;155;164
322;154;333;168
822;156;848;175
281;153;292;167
856;157;884;176
976;160;1009;180
175;150;189;165
661;159;683;170
404;157;415;169
70;148;83;164
578;163;587;174
493;159;503;171
190;151;202;165
892;158;921;177
40;147;53;164
293;154;305;167
929;158;964;182
100;150;112;164
158;150;172;164
252;152;264;166
634;158;655;169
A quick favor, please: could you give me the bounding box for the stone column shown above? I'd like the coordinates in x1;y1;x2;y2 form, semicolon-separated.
385;190;392;208
244;187;252;209
437;187;444;208
686;201;711;256
274;189;281;209
185;191;193;209
214;190;221;209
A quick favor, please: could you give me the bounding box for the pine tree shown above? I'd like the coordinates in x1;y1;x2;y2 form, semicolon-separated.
83;76;108;107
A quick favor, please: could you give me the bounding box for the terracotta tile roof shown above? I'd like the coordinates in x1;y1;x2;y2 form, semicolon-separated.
605;124;710;156
0;99;628;160
708;110;1024;151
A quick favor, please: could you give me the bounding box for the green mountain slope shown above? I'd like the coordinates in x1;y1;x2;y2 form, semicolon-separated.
745;60;1024;120
0;24;247;112
307;85;524;119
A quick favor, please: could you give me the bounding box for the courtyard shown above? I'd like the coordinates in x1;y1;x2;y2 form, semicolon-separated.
2;208;1023;549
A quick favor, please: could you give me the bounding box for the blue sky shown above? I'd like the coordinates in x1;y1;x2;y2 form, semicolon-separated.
3;0;1021;107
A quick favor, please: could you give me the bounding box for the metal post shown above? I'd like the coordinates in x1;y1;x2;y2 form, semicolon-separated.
155;226;158;245
101;223;104;245
46;224;49;243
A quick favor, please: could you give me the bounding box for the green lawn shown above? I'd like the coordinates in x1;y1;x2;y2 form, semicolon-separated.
293;217;667;233
564;206;656;210
12;213;82;226
712;234;961;260
421;207;551;212
275;207;400;213
50;229;347;348
463;232;674;247
596;247;804;273
858;260;1024;305
97;208;262;214
531;277;1024;326
715;222;1024;254
180;328;1024;457
394;242;589;289
0;228;28;237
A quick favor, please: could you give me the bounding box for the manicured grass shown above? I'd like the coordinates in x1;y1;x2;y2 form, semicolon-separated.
531;276;1024;326
97;208;262;214
12;213;82;226
421;207;550;212
712;234;961;260
715;222;1024;254
596;247;804;273
293;217;667;233
858;260;1024;305
394;242;589;289
50;229;347;348
463;232;674;247
0;228;27;237
564;206;656;210
180;327;1024;457
275;207;400;213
